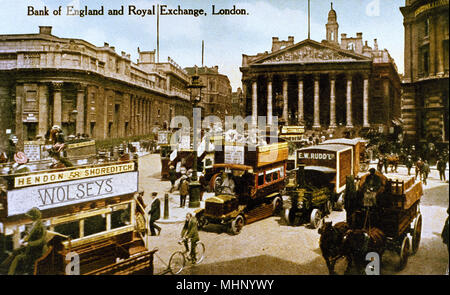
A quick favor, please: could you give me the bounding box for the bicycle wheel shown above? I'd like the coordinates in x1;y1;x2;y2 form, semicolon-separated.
194;242;205;264
168;251;185;275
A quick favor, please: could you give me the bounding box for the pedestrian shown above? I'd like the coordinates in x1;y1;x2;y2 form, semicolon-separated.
383;155;388;174
441;207;449;257
422;160;430;185
147;192;161;236
377;156;384;173
437;157;447;181
180;212;200;263
405;155;413;176
415;158;423;181
168;165;177;192
179;176;189;208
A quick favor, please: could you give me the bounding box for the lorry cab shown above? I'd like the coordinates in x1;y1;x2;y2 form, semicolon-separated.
196;139;288;235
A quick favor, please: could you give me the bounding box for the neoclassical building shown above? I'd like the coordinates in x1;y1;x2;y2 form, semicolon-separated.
400;0;449;144
240;4;401;133
184;65;232;121
0;26;192;151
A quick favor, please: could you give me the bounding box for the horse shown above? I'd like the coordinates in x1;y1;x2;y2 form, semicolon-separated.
342;227;385;274
318;221;350;275
385;154;400;173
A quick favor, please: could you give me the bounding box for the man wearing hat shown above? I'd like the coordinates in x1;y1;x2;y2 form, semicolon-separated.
362;168;382;208
146;192;161;236
5;208;48;275
13;152;32;174
168;165;177;192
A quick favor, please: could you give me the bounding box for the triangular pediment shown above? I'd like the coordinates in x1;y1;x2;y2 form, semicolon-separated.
251;39;371;65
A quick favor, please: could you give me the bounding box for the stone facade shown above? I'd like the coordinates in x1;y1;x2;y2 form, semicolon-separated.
184;66;232;121
240;5;401;132
0;26;192;151
231;88;245;117
400;0;449;143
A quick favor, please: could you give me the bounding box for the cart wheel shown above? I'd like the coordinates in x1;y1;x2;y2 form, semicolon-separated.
397;235;410;271
272;197;283;216
334;194;344;211
310;209;322;229
230;215;244;235
326;200;333;215
168;251;186;275
284;208;295;226
411;213;422;255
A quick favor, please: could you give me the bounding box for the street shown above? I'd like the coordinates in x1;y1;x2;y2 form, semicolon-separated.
138;153;449;275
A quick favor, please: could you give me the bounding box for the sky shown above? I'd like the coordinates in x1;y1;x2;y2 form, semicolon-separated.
0;0;406;90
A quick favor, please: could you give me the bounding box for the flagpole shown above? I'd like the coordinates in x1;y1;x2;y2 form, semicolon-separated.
308;0;310;39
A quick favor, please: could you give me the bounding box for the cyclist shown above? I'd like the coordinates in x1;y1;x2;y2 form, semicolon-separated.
180;213;199;263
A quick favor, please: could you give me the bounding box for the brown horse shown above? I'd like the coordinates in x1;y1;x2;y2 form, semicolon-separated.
318;221;350;275
342;227;385;274
386;154;400;173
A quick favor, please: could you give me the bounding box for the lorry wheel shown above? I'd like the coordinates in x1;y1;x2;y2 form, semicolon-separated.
230;215;244;235
197;215;207;230
272;197;283;216
284;208;295;226
310;209;322;229
334;194;344;211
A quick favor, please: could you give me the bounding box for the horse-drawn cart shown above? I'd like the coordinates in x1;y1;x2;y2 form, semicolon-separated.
345;171;423;271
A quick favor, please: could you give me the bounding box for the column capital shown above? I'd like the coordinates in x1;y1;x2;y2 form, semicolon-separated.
362;72;371;80
279;73;289;81
265;73;274;82
329;72;337;80
52;81;64;90
76;83;88;92
296;73;304;81
313;73;320;80
345;72;353;80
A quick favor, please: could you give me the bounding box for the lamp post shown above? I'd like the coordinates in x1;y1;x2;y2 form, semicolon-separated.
186;75;204;208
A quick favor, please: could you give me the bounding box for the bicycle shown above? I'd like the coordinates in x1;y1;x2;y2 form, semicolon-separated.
167;238;205;275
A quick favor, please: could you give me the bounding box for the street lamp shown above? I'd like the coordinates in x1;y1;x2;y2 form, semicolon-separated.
186;75;204;208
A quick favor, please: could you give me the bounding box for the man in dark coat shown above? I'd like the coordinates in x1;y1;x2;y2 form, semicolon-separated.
148;192;161;236
437;157;447;181
168;165;177;192
405;155;414;176
422;160;430;185
181;213;200;263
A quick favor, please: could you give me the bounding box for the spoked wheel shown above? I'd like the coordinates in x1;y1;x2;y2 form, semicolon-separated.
310;208;322;229
411;213;422;255
272;197;283;216
326;200;333;215
230;215;244;235
194;242;206;264
168;251;186;275
397;235;410;271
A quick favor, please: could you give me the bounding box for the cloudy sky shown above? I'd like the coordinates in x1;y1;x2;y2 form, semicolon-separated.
0;0;405;90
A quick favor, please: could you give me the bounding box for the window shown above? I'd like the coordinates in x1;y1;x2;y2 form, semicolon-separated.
424;18;430;37
258;173;265;186
111;204;131;229
347;42;354;51
54;221;80;239
84;214;106;236
423;50;429;76
265;173;272;183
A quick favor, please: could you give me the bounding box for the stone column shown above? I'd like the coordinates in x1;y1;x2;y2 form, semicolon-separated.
345;73;353;128
329;74;337;128
15;83;24;151
38;84;49;137
76;83;86;136
267;75;273;125
282;76;288;124
313;74;321;129
251;78;258;125
52;82;63;127
363;73;370;128
297;74;304;124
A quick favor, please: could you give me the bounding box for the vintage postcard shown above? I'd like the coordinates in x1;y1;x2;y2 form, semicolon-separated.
0;0;448;282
